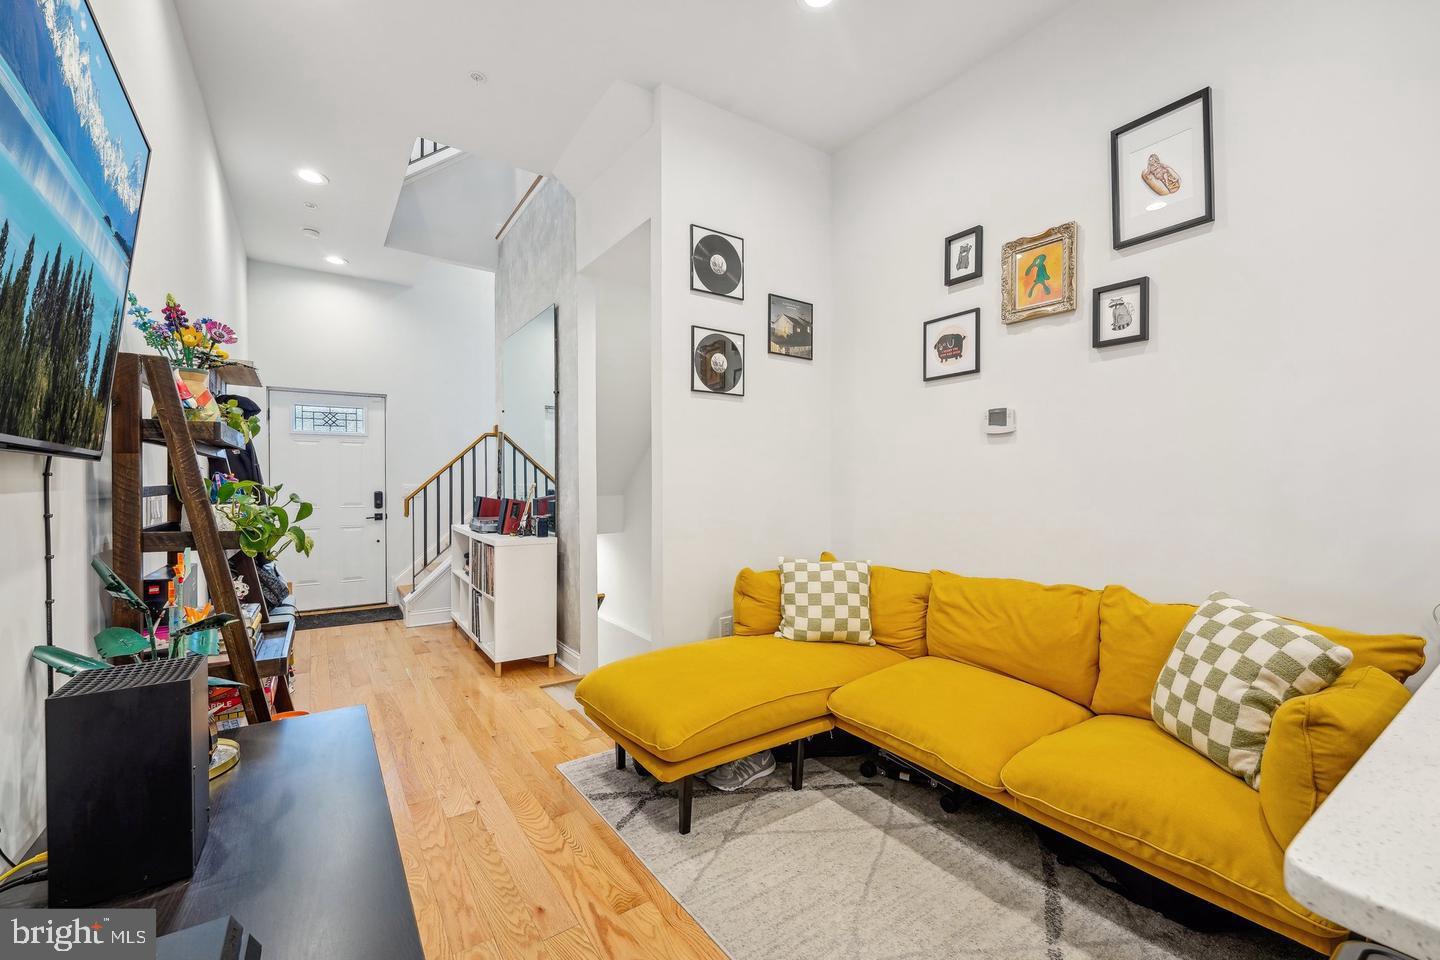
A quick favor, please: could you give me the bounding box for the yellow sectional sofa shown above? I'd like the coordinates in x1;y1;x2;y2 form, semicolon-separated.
573;565;1424;954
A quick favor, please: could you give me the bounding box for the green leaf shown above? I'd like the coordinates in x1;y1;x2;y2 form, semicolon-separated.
294;501;314;523
90;557;147;612
93;626;150;659
31;646;110;676
172;612;239;640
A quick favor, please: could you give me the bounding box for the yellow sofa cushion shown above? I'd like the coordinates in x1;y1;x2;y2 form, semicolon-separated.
1093;585;1197;717
1092;586;1426;719
574;634;904;763
1259;666;1411;847
819;553;931;658
828;657;1092;794
733;567;781;636
1001;715;1343;941
926;571;1101;705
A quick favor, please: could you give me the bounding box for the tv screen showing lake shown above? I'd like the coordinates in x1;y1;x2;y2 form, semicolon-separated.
0;0;149;458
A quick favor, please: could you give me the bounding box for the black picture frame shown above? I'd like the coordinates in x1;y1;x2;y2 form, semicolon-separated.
1092;277;1150;348
922;309;981;382
1110;87;1214;250
944;226;983;286
690;224;745;301
690;325;745;397
767;293;813;360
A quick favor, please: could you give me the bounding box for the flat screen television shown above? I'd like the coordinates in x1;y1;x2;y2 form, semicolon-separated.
0;0;150;460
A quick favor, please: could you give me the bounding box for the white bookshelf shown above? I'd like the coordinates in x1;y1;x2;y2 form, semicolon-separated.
449;524;557;677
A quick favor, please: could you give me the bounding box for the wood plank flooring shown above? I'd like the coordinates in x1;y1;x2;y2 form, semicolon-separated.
291;620;726;960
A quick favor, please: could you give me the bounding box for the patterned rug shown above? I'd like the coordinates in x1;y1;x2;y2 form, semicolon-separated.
558;753;1314;960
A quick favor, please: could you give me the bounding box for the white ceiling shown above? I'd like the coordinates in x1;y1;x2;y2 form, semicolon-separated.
173;0;1069;284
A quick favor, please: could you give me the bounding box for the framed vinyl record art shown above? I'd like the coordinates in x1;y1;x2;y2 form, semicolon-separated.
1092;277;1149;348
1000;222;1077;324
691;325;745;396
923;309;980;381
944;225;983;286
690;224;745;301
1111;88;1214;249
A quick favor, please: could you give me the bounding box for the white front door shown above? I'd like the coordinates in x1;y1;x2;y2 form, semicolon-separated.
267;389;387;611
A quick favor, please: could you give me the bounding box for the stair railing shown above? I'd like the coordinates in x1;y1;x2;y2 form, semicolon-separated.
402;424;557;592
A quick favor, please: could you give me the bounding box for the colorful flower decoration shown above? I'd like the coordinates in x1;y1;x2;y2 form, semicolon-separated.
127;292;238;371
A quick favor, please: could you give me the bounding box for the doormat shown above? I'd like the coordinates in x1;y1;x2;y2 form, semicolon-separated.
294;605;403;631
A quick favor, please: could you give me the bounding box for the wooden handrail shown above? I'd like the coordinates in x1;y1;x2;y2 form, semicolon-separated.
401;426;556;517
403;427;498;516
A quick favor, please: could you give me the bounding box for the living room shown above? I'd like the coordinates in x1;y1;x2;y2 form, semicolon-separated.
1;1;1436;958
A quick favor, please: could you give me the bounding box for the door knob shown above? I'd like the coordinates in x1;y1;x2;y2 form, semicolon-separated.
371;512;385;521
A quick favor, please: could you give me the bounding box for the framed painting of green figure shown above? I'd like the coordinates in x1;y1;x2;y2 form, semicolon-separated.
1000;221;1077;324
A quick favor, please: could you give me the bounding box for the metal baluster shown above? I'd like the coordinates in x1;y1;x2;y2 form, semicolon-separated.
447;465;453;538
422;487;429;571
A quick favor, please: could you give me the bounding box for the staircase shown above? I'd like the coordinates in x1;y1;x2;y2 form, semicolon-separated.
398;424;556;626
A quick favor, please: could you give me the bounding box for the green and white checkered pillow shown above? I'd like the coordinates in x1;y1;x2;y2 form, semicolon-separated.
1151;592;1353;788
776;558;873;645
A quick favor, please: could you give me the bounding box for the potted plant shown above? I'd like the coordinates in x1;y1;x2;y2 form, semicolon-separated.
207;479;316;562
127;292;238;422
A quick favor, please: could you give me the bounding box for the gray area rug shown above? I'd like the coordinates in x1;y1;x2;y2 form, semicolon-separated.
558;753;1313;960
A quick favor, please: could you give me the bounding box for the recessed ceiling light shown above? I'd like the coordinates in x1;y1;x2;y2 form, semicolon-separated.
797;0;833;8
296;168;329;185
301;227;321;240
324;254;348;266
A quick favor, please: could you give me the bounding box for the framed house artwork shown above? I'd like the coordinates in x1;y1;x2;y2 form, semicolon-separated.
1000;222;1077;324
690;224;745;301
923;309;980;381
944;226;983;286
1111;88;1214;249
767;294;813;360
691;326;745;396
1092;277;1149;348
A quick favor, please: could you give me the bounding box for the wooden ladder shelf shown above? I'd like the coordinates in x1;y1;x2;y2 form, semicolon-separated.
111;352;290;724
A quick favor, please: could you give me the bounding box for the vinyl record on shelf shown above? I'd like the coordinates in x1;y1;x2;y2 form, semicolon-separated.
690;225;745;300
691;326;745;396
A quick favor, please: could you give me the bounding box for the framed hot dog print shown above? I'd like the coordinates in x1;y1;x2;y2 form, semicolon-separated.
1111;88;1214;249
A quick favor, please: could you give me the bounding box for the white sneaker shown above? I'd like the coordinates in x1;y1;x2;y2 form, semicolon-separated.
703;752;776;792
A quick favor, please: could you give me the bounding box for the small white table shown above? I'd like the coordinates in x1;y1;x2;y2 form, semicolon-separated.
1285;672;1440;960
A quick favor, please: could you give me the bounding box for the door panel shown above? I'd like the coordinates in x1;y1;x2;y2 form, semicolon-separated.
267;390;387;611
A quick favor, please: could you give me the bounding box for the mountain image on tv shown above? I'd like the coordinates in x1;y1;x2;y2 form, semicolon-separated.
0;0;149;457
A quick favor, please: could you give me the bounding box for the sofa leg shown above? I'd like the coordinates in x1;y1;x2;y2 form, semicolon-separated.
678;775;693;835
615;744;626;771
791;738;806;790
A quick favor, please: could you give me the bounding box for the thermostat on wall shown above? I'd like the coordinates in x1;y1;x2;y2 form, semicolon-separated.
986;407;1016;435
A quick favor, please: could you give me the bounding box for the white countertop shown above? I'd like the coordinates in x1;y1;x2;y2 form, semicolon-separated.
1285;671;1440;960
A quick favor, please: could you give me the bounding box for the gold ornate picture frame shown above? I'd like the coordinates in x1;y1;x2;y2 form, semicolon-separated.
1000;221;1078;324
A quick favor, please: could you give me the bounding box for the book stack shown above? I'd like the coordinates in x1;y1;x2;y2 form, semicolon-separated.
209;684;246;732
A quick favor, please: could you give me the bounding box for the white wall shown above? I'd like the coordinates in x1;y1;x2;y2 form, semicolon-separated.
831;0;1440;679
246;259;494;595
597;447;652;644
0;0;248;855
655;86;834;646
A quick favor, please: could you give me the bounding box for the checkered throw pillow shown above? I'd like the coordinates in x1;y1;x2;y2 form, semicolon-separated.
776;558;873;645
1151;592;1353;788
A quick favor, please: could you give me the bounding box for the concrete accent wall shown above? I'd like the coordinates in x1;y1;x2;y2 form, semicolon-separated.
495;178;581;655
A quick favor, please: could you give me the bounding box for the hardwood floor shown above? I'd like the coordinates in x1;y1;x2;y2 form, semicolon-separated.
290;619;726;960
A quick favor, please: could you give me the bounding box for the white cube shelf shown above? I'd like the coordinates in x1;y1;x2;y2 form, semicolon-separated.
450;525;557;676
